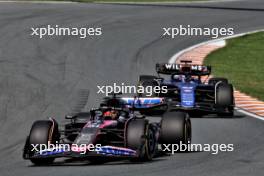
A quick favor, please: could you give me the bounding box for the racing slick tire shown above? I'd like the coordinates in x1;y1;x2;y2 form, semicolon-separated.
215;83;234;117
28;119;60;165
160;112;191;153
209;77;228;85
126;119;157;161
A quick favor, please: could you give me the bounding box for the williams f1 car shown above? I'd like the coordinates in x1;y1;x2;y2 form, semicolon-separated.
138;61;234;117
23;95;191;165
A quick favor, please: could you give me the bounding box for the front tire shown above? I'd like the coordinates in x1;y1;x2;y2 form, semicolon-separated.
209;77;228;85
28;119;59;165
126;119;156;161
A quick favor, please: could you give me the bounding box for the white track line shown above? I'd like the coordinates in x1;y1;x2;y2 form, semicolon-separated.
236;108;264;121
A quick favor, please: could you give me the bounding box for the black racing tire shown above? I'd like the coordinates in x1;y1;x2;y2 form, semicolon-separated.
126;119;156;161
138;80;159;97
216;83;234;117
216;83;234;107
139;75;158;82
160;112;191;152
28;120;59;165
209;77;228;85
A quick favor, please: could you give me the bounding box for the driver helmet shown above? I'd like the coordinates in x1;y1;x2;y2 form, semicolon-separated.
173;75;186;83
173;75;180;81
103;110;119;120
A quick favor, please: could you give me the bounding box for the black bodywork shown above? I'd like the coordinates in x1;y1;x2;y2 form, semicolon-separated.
23;97;161;162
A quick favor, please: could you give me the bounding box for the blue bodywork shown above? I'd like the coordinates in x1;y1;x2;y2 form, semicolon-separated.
161;78;201;108
35;146;136;157
96;146;137;156
179;83;197;108
122;97;164;108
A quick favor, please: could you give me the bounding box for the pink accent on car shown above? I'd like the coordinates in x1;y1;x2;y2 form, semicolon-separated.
99;120;117;128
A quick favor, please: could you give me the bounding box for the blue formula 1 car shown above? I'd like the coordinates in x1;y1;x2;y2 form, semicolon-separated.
23;95;191;165
138;61;234;117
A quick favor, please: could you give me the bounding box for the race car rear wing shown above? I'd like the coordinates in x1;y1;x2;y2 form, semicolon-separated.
156;63;211;76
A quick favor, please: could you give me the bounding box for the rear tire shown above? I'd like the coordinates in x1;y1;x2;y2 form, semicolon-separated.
28;120;59;165
216;83;234;117
216;83;234;106
160;112;191;153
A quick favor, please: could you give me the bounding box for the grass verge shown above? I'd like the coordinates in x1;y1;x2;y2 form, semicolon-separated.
204;32;264;101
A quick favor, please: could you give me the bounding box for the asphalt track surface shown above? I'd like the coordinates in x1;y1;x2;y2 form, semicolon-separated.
0;0;264;176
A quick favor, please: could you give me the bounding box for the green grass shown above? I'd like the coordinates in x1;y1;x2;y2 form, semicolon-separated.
204;32;264;101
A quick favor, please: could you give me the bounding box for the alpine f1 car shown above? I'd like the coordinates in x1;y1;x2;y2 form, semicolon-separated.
138;61;234;117
23;94;191;165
